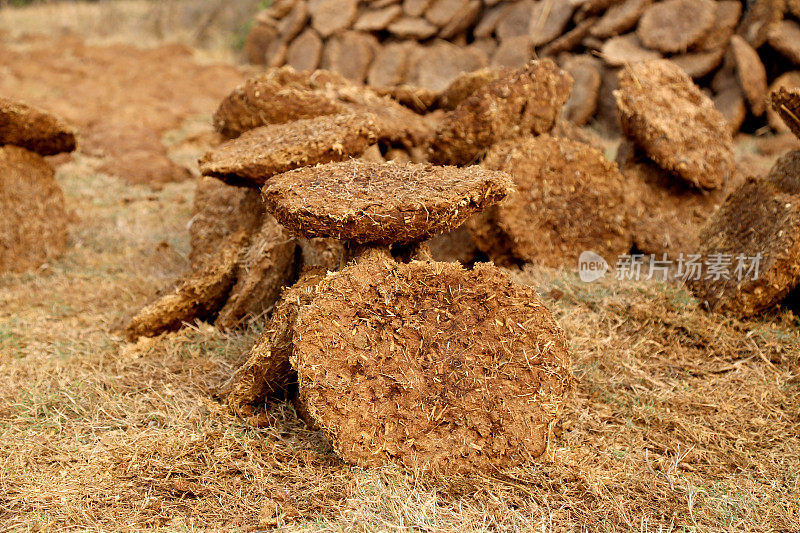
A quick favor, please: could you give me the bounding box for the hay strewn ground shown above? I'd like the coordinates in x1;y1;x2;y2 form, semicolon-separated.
0;152;798;531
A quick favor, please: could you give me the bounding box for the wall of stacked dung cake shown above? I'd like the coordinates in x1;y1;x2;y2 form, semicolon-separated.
243;0;800;135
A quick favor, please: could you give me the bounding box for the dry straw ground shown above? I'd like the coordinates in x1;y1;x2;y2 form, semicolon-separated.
0;1;799;531
1;153;798;531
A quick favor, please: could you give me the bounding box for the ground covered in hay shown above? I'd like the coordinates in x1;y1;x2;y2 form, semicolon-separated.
0;152;798;531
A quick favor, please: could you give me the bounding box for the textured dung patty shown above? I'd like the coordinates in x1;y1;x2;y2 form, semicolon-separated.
430;59;573;166
212;66;432;148
770;87;800;140
590;0;650;39
189;177;264;268
215;215;298;331
730;35;768;117
0;146;69;273
600;33;661;67
0;97;76;156
618;143;733;257
614;60;734;190
212;67;348;139
561;55;601;126
687;177;800;317
292;257;573;474
468;135;631;268
764;149;800;195
767;73;800;134
199;114;382;188
224;267;327;412
636;0;716;53
123;232;247;340
436;67;512;111
263;160;513;245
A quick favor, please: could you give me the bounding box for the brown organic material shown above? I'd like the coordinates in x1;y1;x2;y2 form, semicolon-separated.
216;216;298;330
189;177;265;268
730;35;767;116
285;29;323;72
470;135;631;268
0;97;76;155
765;149;800;195
687;176;800;316
491;36;533;68
614;60;734;190
223;268;326;411
619;144;732;257
82;122;192;187
424;0;467;27
403;0;431;17
244;22;278;65
438;0;482;40
540;17;597;57
562;55;602;126
600;34;660;67
279;1;309;42
431;59;573;165
436;67;511;111
0;146;68;273
321;31;378;84
263;160;512;245
590;0;650;39
373;85;439;114
767;20;800;65
770;87;800;139
293;257;573;474
199;114;382;188
473;3;508;37
529;0;575;47
426;225;480;264
697;0;741;50
353;4;402;32
405;41;489;92
123;232;247;340
495;0;535;41
367;42;413;87
388;16;438;39
713;87;748;136
636;0;715;53
212;68;347;138
299;238;346;270
309;0;358;38
737;0;785;48
767;73;800;133
669;48;725;80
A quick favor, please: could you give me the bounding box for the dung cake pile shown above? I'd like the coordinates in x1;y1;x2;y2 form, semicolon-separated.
0;97;75;273
243;0;800;137
613;59;737;257
125;67;435;339
295;255;573;474
223;157;573;474
688;87;800;316
125;58;589;338
468;134;633;268
429;58;573;165
211;67;432;148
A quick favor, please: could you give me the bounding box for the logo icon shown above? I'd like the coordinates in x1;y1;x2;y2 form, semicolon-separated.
578;251;608;283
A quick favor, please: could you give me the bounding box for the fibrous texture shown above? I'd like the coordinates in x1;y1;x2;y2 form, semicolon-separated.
263;160;513;245
430;59;573;165
614;59;734;190
293;256;573;474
